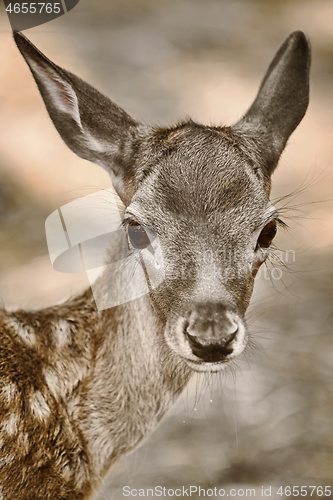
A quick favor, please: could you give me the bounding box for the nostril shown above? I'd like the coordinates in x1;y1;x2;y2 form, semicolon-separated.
185;327;238;362
186;328;237;347
227;320;238;336
225;328;238;345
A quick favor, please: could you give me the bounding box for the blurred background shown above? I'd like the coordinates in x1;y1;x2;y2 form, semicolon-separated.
0;0;333;498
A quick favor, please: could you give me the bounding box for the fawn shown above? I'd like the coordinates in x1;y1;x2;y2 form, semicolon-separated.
0;31;310;499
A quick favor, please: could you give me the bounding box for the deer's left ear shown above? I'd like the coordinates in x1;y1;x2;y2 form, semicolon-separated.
234;31;311;175
14;31;141;205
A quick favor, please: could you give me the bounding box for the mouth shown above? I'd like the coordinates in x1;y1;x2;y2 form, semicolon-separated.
183;357;232;373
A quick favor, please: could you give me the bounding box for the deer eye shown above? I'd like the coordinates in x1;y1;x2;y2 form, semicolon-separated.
256;220;277;249
127;222;151;250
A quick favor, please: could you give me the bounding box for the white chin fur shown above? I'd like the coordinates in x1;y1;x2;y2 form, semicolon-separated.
184;359;231;373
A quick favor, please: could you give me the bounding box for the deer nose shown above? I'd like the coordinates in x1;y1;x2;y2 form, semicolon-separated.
184;303;239;362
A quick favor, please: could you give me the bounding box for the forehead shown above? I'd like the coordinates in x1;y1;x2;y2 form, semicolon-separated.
133;123;270;226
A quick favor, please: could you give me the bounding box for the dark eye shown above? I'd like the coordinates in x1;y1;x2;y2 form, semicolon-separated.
127;222;151;249
257;220;277;249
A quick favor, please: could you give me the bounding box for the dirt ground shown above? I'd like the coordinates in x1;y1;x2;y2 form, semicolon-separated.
0;0;333;498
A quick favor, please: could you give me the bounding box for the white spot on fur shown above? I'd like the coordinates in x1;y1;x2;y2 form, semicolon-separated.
1;382;17;403
0;455;13;468
61;464;72;482
6;318;36;347
53;320;70;348
2;414;19;436
0;485;3;500
44;368;61;400
30;391;51;421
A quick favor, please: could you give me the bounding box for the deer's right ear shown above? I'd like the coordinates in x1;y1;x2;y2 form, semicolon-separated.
14;32;140;205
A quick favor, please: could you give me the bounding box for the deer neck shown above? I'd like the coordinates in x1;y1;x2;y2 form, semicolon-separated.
65;287;191;479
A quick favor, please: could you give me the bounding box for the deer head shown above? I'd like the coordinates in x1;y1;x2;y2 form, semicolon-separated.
14;31;310;373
